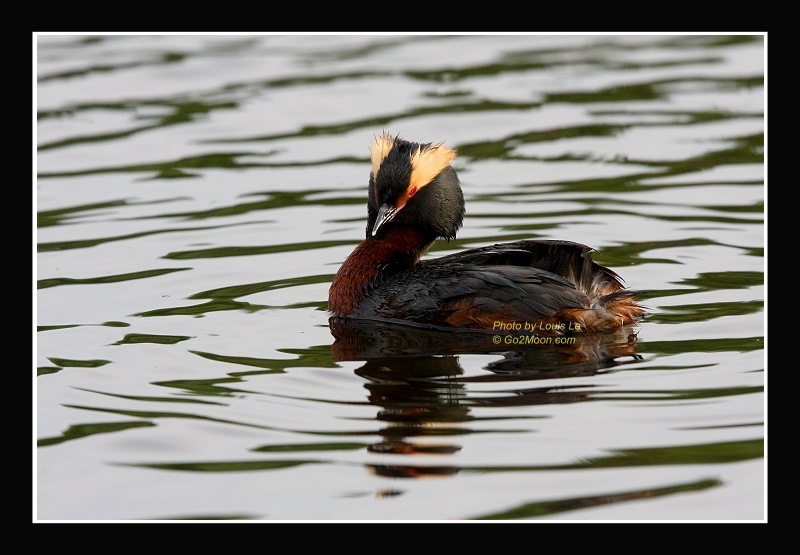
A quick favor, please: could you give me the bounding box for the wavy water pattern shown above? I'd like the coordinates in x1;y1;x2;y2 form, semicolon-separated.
36;34;765;521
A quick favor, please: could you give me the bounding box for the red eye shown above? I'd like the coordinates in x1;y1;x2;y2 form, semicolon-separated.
408;186;417;197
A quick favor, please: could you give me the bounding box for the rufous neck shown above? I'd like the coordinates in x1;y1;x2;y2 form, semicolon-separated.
328;225;433;316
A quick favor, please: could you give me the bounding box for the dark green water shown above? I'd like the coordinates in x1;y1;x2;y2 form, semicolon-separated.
36;33;765;521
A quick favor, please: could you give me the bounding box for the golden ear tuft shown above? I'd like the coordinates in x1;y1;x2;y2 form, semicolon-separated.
409;141;457;190
370;132;396;178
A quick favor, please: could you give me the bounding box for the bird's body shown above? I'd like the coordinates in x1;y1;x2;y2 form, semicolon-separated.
328;133;645;333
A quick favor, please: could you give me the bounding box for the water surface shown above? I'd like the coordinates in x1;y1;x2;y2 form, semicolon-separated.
35;33;765;521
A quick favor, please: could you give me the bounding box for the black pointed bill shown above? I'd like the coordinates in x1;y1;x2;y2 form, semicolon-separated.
371;203;398;237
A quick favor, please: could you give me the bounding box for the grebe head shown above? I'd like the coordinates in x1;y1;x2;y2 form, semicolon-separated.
366;133;465;241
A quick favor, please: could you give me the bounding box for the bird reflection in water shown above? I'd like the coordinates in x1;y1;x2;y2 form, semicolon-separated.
329;317;642;481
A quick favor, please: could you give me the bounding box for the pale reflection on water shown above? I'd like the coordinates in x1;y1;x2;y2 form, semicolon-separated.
36;33;765;521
